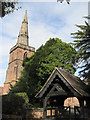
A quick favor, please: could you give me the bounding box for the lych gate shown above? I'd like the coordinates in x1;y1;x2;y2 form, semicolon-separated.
35;67;90;119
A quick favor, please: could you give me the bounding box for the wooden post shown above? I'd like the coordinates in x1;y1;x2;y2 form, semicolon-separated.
55;107;58;118
43;97;48;119
74;106;76;119
69;106;71;120
50;108;52;118
80;99;84;118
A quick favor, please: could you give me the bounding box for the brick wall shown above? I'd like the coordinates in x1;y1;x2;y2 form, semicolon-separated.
3;45;35;94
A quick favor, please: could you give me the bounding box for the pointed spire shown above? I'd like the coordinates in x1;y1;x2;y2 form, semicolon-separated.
23;10;27;22
17;10;29;46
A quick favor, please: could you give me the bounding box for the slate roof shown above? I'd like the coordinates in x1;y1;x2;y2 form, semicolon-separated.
35;67;90;98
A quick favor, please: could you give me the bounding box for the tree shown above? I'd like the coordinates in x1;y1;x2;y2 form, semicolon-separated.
71;17;90;80
0;0;20;17
2;92;29;115
57;0;70;4
11;38;76;107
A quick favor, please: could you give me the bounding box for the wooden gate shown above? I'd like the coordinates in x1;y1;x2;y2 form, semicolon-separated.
46;106;90;119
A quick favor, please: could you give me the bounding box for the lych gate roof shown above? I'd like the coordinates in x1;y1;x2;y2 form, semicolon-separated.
35;67;90;98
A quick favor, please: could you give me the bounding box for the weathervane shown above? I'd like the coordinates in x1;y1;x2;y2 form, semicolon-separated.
57;0;70;4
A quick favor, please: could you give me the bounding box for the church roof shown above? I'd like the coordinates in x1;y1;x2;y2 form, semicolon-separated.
35;67;90;98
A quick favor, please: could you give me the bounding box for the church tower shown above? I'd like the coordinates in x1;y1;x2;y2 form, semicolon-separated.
3;10;35;94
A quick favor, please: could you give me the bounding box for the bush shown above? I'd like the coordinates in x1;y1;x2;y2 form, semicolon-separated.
2;92;29;115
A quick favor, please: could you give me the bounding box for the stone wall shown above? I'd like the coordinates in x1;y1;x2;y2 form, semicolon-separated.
2;114;22;120
26;108;56;119
26;108;43;119
2;107;90;119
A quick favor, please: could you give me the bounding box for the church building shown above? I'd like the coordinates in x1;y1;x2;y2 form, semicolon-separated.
3;11;35;94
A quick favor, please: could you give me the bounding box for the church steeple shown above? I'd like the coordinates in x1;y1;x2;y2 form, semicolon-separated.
17;10;29;45
3;10;35;95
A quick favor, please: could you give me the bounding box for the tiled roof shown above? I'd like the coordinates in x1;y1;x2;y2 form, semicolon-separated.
36;67;90;98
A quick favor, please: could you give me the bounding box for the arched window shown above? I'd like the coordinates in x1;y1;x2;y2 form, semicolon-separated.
24;52;27;59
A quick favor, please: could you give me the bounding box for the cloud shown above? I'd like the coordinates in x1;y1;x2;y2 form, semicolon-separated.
2;10;24;38
0;69;6;86
30;24;58;49
29;2;88;46
0;2;88;86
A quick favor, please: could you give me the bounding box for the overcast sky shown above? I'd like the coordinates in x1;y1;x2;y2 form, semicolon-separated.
0;1;89;86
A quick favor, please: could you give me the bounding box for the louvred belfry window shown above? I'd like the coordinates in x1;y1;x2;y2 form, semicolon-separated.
24;52;27;59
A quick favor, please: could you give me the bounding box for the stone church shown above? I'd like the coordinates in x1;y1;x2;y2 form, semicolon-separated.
3;10;35;94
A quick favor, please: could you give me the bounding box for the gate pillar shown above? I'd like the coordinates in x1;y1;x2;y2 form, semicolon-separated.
43;97;48;119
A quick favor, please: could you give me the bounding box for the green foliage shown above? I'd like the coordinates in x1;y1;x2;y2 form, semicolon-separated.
15;92;29;104
57;0;70;4
2;92;29;115
0;0;20;17
12;38;76;107
71;17;90;80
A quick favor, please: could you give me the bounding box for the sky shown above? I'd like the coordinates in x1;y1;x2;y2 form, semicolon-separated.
0;1;89;86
